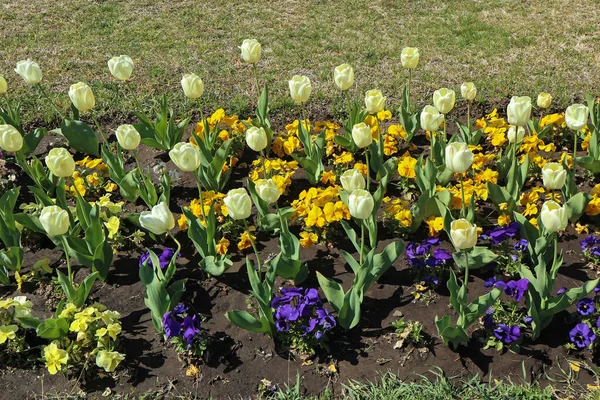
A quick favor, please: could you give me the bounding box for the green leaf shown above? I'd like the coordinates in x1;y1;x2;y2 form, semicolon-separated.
453;246;498;270
565;192;591;222
36;317;69;340
316;271;345;313
226;311;269;333
61;119;99;156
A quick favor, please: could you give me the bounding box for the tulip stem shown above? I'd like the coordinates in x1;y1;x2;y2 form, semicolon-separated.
61;236;73;284
467;101;471;142
443;115;447;144
407;70;412;112
38;85;64;120
91;113;108;144
252;64;260;96
344;90;352;116
194;173;207;221
360;222;365;267
459;173;467;218
260;150;270;179
365;149;370;191
244;220;262;280
573;130;578;174
132;149;150;195
125;81;144;114
463;249;469;287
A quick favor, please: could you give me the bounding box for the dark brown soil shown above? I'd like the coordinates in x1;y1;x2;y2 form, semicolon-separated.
1;111;599;399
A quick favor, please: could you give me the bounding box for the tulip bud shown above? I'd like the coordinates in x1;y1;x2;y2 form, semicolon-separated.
181;73;204;99
288;75;312;104
115;124;141;150
565;104;589;131
39;206;70;237
352;122;372;148
460;82;477;101
14;59;42;85
507;126;525;144
347;189;374;220
169;142;201;172
239;39;262;64
0;124;23;152
0;75;7;94
246;126;268;152
420;105;444;132
450;219;477;250
433;88;456;114
333;64;354;91
68;82;95;112
224;188;252;220
107;55;134;81
507;96;532;126
537;92;552;109
541;163;567;190
445;142;473;173
340;169;365;193
540;200;568;232
400;47;420;69
139;202;175;235
364;89;386;114
255;178;280;204
45;148;75;178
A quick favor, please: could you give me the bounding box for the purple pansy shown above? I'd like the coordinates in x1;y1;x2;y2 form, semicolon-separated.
181;314;201;345
557;287;567;295
493;324;521;344
162;311;181;340
514;239;528;252
504;278;529;302
570;323;596;348
577;298;595;316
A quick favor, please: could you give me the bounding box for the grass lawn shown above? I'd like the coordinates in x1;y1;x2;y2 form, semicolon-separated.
2;0;600;126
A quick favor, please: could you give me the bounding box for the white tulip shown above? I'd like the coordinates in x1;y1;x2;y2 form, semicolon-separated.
352;122;372;148
255;179;280;204
68;82;95;112
169;142;201;172
224;188;252;220
340;169;365;193
433;88;456;114
507;96;532;126
507;126;525;143
565;104;589;131
460;82;477;101
239;39;262;64
45;148;75;178
445;142;473;174
541;163;567;190
139;202;175;235
288;75;312;104
420;105;444;132
181;73;204;99
115;124;141;150
334;64;354;91
246;126;268;152
540;200;568;232
450;219;477;250
39;206;69;237
0;124;23;152
400;47;420;69
107;55;134;81
347;189;374;220
364;89;386;114
14;59;42;85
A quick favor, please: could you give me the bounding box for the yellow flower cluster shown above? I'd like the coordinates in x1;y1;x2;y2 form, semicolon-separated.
42;303;124;375
384;124;407;156
479;109;508;148
250;158;298;194
291;186;350;229
66;157;112;197
178;190;228;229
193;108;248;142
586;184;600;216
382;197;412;228
238;229;256;251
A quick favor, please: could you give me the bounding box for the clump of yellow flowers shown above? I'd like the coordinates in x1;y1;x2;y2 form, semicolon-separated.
65;157;113;198
41;303;124;375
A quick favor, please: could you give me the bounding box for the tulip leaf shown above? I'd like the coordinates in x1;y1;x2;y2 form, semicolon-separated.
316;271;345;313
21;128;46;155
226;311;269;333
565;192;591;222
452;246;498;270
61;119;99;156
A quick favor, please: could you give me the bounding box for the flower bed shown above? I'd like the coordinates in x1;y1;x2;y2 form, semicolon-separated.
1;43;600;397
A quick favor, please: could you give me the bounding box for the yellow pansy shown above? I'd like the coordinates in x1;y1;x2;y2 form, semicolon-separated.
238;230;256;251
43;342;68;375
96;350;125;372
104;216;120;239
0;325;18;344
299;231;319;248
425;216;444;237
216;237;230;255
